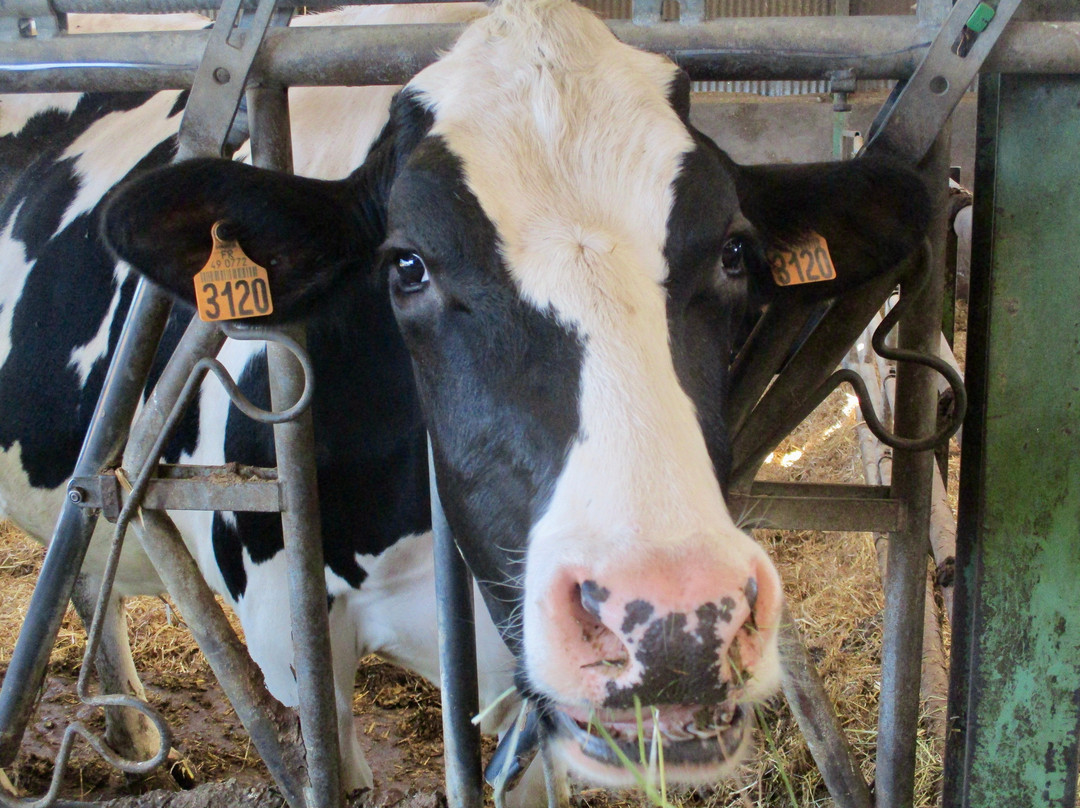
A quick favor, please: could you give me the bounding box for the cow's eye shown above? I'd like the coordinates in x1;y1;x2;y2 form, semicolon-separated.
720;237;746;276
393;252;430;292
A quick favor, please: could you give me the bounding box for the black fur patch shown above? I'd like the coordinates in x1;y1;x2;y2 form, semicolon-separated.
604;602;730;709
386;137;584;650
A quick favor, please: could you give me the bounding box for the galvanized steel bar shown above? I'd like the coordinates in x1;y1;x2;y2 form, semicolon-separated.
875;133;950;808
252;82;344;808
137;508;310;808
0;279;172;768
863;0;1023;164
942;70;1080;808
50;0;475;9
3;19;1080;93
267;330;342;808
175;0;283;160
778;605;873;808
729;482;900;531
113;312;313;806
428;440;483;808
68;469;282;517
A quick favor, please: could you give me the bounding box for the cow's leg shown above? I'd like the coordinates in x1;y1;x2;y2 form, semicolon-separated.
328;599;372;793
70;575;160;761
237;555;373;793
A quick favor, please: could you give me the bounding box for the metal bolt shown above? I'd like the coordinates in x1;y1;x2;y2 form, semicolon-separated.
213;67;231;85
68;487;85;504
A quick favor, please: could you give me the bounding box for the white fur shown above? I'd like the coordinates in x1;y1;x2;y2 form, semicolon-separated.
64;12;210;33
57;91;184;234
407;0;781;718
0;94;83;137
69;263;131;387
0;202;33;374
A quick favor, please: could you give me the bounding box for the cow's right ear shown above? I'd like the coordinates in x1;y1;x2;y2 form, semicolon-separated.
101;156;385;324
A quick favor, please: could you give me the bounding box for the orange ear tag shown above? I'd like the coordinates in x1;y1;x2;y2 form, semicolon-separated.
193;221;274;322
766;231;837;287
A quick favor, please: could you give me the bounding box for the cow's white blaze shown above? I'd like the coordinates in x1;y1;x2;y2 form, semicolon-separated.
409;0;768;705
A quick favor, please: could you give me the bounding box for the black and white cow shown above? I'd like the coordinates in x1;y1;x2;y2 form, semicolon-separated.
1;0;929;795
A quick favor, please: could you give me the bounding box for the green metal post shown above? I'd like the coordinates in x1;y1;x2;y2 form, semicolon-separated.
942;71;1080;808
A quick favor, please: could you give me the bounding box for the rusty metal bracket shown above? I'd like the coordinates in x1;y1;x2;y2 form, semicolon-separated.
69;465;283;522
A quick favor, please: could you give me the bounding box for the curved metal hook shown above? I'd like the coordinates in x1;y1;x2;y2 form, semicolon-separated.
216;323;316;424
818;239;967;453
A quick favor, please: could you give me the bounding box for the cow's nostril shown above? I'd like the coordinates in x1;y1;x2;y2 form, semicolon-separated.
744;577;758;612
579;579;609;620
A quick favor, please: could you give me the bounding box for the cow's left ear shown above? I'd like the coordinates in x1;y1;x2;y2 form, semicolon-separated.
102;89;432;323
101;157;380;323
735;156;931;298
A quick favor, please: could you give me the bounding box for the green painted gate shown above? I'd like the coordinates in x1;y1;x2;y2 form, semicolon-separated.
942;65;1080;807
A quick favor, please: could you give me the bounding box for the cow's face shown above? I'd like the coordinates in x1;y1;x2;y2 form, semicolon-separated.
103;0;928;787
383;1;780;783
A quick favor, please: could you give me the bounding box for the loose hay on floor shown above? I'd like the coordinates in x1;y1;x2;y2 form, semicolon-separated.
0;385;949;806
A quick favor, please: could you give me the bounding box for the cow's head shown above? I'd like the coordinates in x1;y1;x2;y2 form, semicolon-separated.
103;0;928;787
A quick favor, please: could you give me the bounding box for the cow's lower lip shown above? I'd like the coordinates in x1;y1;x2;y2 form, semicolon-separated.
546;702;749;770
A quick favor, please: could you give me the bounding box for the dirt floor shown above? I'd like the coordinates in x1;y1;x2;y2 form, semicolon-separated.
0;315;968;808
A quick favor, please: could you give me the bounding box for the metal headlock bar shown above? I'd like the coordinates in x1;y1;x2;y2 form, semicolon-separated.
0;0;1073;807
0;0;338;806
2;17;1080;91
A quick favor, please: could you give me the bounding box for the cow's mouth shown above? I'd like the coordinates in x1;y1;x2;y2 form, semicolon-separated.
544;700;751;784
485;698;753;792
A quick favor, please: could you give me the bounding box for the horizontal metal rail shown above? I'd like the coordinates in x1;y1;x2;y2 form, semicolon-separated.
1;18;1078;93
69;465;283;520
729;481;901;532
15;0;478;10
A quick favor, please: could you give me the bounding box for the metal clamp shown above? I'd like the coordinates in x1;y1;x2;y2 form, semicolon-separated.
176;0;290;160
862;0;1022;163
69;464;283;522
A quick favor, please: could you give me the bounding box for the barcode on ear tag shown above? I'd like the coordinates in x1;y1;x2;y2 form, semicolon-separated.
767;232;837;286
193;221;274;322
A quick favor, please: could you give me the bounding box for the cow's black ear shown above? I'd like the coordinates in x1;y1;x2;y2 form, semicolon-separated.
102;89;433;323
735;156;931;299
101;157;385;324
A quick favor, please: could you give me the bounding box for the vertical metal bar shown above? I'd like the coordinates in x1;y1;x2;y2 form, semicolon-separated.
875;131;950;808
428;439;483;808
267;333;341;808
942;71;1080;808
0;279;172;767
778;607;872;808
138;509;310;808
250;84;343;808
114;311;311;808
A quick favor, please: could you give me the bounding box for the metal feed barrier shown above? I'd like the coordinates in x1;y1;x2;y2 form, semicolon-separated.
0;1;1077;807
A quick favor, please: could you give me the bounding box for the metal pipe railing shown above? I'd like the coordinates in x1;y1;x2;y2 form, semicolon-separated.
1;18;1079;93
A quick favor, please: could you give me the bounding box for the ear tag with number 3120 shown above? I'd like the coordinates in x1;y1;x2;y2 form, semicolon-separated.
767;231;837;286
193;221;274;322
